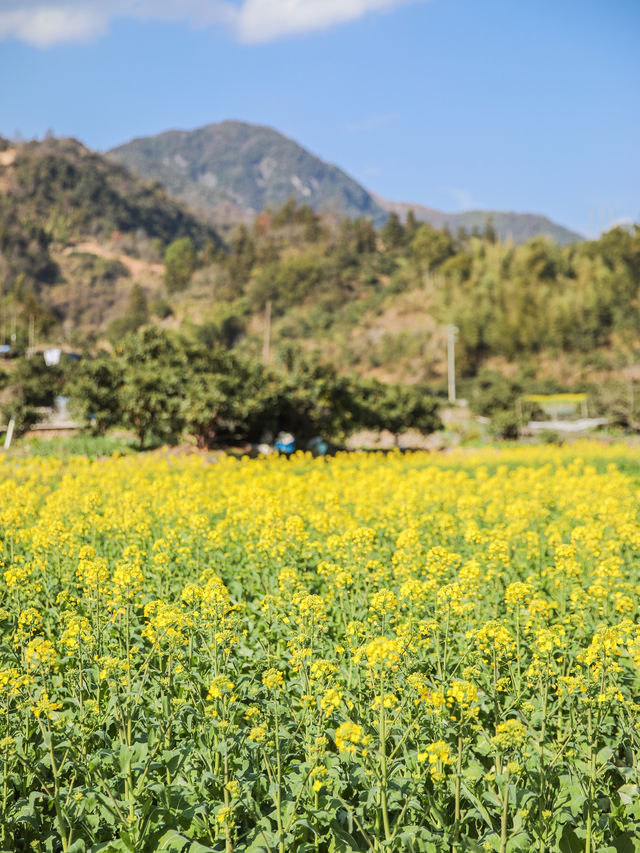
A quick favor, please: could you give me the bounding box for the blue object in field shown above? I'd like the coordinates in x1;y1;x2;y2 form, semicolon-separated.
307;436;329;456
275;432;296;454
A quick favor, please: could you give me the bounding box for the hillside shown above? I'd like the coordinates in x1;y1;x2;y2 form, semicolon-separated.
109;121;387;226
173;207;639;397
0;136;221;247
109;120;581;244
376;198;582;245
0;136;222;341
2;133;640;429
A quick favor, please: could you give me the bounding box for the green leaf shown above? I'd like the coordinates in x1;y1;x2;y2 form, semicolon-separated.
617;784;639;805
461;781;495;829
155;830;191;852
328;820;360;852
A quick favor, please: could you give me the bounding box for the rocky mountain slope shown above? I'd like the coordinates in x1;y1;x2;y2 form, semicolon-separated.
110;121;387;226
110;121;582;244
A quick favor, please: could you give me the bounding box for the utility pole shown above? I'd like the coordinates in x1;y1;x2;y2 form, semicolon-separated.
28;314;35;354
446;324;459;404
263;300;271;365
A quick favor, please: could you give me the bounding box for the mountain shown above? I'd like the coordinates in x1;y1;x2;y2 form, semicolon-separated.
376;198;582;246
109;121;387;226
110;120;582;244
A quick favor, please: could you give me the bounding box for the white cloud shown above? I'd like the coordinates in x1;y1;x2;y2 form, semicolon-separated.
0;5;111;47
0;0;421;47
235;0;414;43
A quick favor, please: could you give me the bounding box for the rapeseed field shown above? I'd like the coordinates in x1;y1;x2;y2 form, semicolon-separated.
1;444;640;852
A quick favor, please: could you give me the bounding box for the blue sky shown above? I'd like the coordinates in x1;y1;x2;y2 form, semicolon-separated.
1;0;638;236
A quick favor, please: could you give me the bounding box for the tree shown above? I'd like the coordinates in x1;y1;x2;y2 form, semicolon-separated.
1;356;63;435
456;226;469;245
483;217;497;244
353;379;442;438
411;224;454;270
66;353;123;435
273;353;354;440
466;369;522;417
250;252;324;312
117;327;186;448
128;284;149;330
227;226;256;286
271;198;297;228
106;285;150;342
353;219;377;254
381;212;405;249
181;346;278;448
164;237;195;294
405;210;419;241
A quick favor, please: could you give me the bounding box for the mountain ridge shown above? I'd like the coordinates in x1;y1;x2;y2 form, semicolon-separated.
109;120;582;244
376;197;582;245
109;120;387;226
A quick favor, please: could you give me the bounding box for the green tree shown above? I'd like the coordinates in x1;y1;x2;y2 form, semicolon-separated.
354;379;442;438
456;225;469;245
106;285;150;342
250;252;324;312
66;353;123;435
405;210;419;241
273;353;354;440
227;225;256;287
353;218;377;254
411;224;454;270
181;345;278;448
1;356;63;435
466;368;522;417
164;237;196;294
381;212;405;249
128;284;149;330
484;216;497;244
117;327;186;448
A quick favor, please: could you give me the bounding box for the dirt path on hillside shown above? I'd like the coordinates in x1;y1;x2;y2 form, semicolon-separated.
68;242;163;279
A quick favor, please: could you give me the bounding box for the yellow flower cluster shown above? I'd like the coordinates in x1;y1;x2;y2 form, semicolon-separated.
335;721;364;753
418;740;454;780
491;719;528;752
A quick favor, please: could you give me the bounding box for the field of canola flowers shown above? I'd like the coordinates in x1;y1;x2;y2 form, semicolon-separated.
1;444;640;853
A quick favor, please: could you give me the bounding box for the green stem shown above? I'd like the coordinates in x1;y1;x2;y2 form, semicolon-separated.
538;666;549;852
585;708;596;853
499;766;509;853
274;701;284;853
223;697;233;853
43;723;70;852
379;677;391;842
453;733;463;846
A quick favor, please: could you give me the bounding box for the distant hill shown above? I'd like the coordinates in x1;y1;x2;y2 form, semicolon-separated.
1;136;221;251
376;198;582;246
0;135;222;337
110;120;582;244
109;121;387;226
